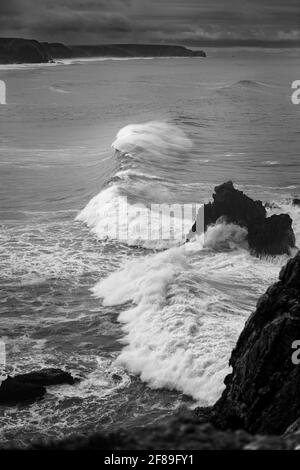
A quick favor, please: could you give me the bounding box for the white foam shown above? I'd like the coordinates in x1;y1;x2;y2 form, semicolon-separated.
77;121;196;248
204;223;248;251
112;121;193;156
93;233;285;404
262;160;279;166
49;85;70;94
76;185;195;248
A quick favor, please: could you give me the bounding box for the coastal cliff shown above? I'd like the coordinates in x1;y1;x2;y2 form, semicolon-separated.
0;38;52;64
69;44;206;58
0;38;206;64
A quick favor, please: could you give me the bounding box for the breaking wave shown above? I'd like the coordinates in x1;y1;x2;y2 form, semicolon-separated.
77;121;299;403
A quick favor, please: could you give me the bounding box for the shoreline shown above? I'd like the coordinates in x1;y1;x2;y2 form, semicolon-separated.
0;56;206;71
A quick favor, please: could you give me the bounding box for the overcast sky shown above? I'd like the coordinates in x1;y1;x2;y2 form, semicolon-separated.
1;0;300;46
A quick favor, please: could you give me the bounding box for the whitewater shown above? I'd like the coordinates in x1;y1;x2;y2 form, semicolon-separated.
77;120;300;404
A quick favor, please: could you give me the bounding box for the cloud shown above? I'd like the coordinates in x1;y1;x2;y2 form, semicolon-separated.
0;0;299;45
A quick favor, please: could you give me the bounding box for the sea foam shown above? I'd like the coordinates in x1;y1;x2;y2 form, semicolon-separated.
92;225;285;403
77;122;299;403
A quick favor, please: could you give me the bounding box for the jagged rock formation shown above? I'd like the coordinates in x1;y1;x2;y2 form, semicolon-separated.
212;252;300;435
0;38;206;64
0;368;77;405
190;181;296;255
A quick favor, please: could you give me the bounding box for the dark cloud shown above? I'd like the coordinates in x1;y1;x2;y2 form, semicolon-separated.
0;0;299;45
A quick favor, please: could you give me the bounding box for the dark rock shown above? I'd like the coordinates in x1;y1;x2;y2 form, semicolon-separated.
248;213;295;256
15;368;77;386
0;368;77;405
111;373;122;382
0;38;51;64
205;181;267;230
42;42;73;59
0;376;46;404
212;251;300;435
69;44;206;59
190;181;296;256
293;198;300;207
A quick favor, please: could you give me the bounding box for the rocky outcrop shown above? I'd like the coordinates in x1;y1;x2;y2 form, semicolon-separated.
0;368;77;405
14;368;77;386
293;198;300;207
248;213;295;256
0;38;206;64
212;252;300;435
190;181;296;256
0;377;46;404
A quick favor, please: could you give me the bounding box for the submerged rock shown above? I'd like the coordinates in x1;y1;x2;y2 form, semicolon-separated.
190;181;296;256
0;368;77;405
212;252;300;434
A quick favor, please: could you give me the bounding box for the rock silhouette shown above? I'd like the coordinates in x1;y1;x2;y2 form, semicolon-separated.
0;368;77;405
190;181;296;256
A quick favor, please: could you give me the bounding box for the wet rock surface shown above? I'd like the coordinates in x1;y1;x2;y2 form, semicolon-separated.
190;181;296;255
0;368;77;405
212;252;300;434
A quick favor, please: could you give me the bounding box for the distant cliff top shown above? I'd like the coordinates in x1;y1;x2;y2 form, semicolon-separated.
0;38;206;64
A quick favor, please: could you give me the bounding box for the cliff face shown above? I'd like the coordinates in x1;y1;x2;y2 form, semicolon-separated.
42;42;73;59
69;44;206;58
212;252;300;435
0;38;206;63
0;38;52;64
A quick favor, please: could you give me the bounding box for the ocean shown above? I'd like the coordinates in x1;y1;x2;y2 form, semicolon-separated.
0;48;299;447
